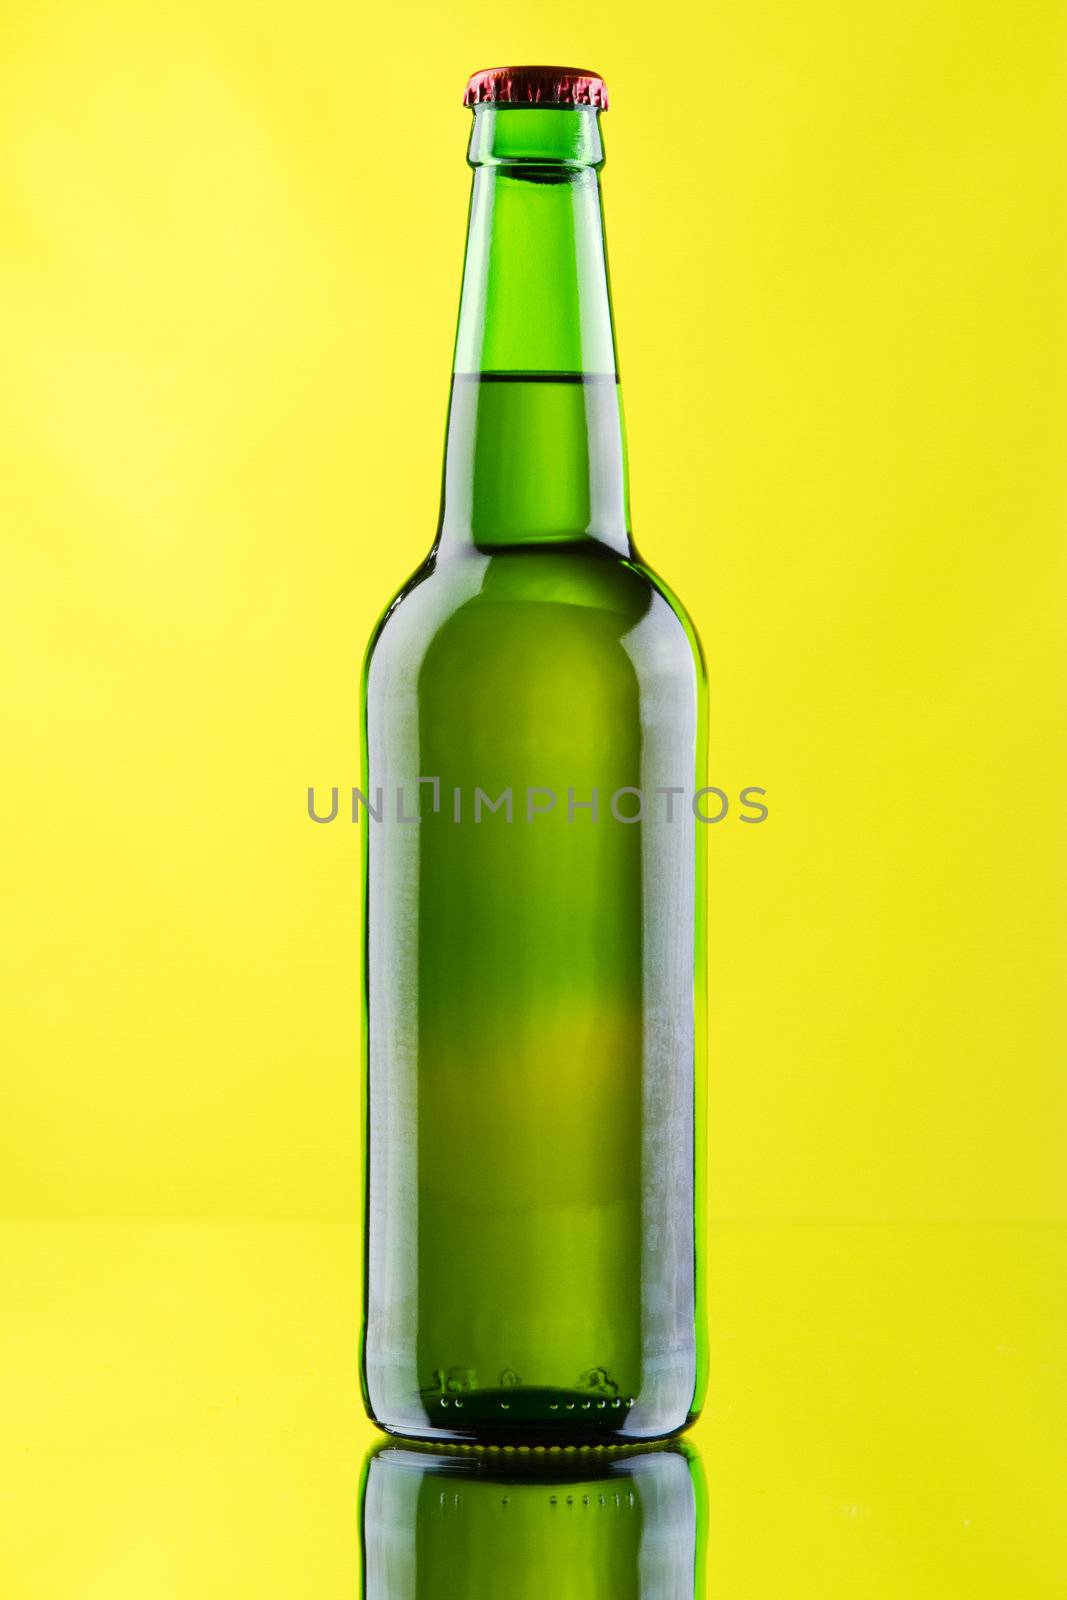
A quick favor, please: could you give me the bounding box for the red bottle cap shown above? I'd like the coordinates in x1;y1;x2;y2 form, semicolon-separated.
464;66;609;111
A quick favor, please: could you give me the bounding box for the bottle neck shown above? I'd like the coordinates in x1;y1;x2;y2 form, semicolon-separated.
437;107;631;555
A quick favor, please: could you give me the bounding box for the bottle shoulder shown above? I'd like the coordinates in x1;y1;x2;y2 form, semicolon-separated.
364;545;704;691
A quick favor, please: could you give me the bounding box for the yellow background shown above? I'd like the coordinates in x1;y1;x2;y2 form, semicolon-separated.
1;1;1064;1595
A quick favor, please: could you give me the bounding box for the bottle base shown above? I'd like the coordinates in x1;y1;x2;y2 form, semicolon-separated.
366;1384;700;1448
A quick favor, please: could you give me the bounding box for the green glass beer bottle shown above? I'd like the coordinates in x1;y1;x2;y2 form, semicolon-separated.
361;65;707;1443
360;1441;707;1600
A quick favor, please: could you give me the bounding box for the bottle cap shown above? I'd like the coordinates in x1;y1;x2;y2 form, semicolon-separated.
464;66;608;111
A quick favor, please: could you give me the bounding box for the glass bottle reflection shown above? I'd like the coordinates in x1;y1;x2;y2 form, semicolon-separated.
360;1440;706;1599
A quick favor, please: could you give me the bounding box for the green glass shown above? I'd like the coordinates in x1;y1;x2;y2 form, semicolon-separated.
361;91;707;1444
359;1442;707;1600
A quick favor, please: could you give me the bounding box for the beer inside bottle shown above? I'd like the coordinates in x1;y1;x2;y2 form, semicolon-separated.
362;66;707;1443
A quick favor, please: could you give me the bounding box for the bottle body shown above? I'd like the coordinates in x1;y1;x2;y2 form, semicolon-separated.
360;80;706;1444
363;539;704;1441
